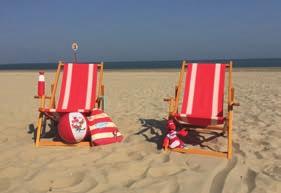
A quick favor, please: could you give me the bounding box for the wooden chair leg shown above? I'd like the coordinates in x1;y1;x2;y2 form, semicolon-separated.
227;113;233;159
35;113;43;147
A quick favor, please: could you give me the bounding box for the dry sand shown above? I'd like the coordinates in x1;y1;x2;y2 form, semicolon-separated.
0;69;280;193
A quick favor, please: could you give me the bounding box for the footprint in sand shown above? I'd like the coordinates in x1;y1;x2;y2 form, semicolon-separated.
0;135;8;144
0;178;10;192
147;164;187;178
210;156;238;193
185;161;201;172
25;170;97;192
262;164;281;181
0;166;27;178
128;151;144;161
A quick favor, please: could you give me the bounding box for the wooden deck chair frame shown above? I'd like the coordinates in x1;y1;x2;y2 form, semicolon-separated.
34;61;105;147
164;61;239;159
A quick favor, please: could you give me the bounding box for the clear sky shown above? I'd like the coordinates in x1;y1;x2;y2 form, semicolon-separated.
0;1;281;64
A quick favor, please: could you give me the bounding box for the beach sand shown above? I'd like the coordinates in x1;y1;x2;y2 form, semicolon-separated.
0;69;280;193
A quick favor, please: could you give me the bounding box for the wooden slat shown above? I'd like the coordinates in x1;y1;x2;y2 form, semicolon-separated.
170;148;227;158
34;96;51;99
97;62;104;104
174;61;187;114
227;61;233;159
49;61;63;108
181;125;225;131
38;140;91;147
189;128;224;134
35;113;43;147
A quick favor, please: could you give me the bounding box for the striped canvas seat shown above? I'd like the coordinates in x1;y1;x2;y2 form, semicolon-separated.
40;63;99;113
175;63;226;126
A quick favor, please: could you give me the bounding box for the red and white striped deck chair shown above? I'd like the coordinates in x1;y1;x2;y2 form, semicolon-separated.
164;61;239;159
35;61;105;147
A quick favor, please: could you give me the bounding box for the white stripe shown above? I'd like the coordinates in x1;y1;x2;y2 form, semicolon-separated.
49;109;56;112
69;112;87;141
89;122;117;130
39;75;45;81
169;140;180;148
180;113;220;120
211;64;221;121
62;63;73;109
85;64;94;109
91;132;122;140
88;113;109;121
186;63;198;114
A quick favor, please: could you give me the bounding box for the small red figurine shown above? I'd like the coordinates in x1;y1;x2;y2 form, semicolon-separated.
163;119;188;150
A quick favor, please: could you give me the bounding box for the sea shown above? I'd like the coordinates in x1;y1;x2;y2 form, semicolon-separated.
0;58;281;70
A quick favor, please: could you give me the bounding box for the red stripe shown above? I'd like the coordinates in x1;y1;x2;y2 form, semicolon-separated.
92;136;123;145
90;109;103;115
192;64;215;122
68;64;89;111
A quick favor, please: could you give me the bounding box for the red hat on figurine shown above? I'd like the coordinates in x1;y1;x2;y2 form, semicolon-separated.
167;119;176;130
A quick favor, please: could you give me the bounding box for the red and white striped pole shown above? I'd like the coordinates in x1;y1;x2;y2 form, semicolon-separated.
37;71;45;97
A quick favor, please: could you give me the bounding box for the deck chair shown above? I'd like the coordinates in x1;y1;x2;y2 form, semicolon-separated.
164;61;239;159
34;61;104;147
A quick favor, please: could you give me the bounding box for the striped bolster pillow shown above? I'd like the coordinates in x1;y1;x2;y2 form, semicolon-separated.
87;109;123;146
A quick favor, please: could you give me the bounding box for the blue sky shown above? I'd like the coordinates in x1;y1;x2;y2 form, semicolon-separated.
0;1;281;63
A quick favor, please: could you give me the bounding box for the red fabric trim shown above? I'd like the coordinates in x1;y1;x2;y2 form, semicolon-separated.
40;108;92;113
91;108;103;115
175;114;224;126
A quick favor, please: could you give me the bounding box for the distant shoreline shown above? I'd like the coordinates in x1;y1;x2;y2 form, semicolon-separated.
1;58;281;71
1;67;281;72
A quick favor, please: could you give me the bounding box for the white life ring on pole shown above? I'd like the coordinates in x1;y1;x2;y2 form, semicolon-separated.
72;42;78;51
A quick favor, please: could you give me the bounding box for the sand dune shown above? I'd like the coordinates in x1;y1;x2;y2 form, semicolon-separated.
0;70;280;193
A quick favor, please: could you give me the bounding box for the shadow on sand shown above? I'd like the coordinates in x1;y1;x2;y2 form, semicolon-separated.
136;118;226;151
135;118;167;150
27;116;59;141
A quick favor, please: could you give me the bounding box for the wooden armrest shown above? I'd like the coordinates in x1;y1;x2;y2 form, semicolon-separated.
96;96;104;101
34;95;51;99
163;97;172;102
231;102;240;106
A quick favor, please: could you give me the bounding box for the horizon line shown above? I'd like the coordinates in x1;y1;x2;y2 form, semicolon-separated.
1;57;281;65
